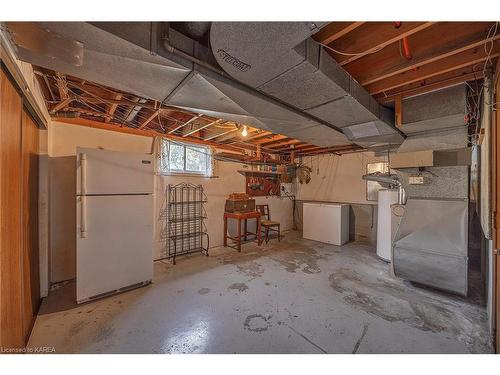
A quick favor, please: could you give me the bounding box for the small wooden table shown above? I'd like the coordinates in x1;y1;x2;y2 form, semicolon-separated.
223;211;262;252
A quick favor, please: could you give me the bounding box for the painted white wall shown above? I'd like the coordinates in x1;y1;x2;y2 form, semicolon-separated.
48;121;293;281
296;152;386;205
154;160;293;259
49;121;153;157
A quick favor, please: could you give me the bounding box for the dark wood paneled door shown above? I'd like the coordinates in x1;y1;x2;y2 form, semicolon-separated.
0;68;41;350
0;69;24;349
21;109;40;344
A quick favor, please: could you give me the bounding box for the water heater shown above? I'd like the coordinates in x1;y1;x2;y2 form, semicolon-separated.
376;189;399;262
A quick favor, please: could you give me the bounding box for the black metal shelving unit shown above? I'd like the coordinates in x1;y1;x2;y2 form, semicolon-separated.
165;183;209;264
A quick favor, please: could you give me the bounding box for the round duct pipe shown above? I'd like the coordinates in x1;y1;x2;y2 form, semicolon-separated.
171;22;211;41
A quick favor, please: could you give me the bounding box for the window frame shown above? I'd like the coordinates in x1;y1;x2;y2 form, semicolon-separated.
158;139;212;177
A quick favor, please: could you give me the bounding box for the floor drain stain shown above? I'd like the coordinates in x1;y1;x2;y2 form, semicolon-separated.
244;314;270;332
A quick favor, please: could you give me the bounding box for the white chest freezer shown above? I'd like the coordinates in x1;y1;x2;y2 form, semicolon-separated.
302;202;349;245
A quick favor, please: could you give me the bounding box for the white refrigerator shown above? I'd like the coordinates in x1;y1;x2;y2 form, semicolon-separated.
76;147;154;304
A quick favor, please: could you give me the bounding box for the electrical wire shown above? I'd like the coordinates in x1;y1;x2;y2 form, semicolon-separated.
319;42;387;57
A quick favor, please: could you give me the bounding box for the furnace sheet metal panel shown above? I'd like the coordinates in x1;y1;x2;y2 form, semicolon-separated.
392;198;468;296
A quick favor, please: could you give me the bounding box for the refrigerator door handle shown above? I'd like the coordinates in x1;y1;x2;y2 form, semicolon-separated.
80;153;87;238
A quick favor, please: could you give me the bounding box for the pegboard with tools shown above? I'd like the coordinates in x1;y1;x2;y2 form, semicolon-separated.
246;175;280;197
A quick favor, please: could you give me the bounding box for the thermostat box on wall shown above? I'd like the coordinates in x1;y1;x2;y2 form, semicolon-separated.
390;147;471;169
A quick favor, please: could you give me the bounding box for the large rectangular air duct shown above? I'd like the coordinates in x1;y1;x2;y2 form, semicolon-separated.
3;22;404;149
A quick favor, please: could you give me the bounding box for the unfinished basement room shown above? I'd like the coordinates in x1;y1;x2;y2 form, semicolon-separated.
1;3;500;369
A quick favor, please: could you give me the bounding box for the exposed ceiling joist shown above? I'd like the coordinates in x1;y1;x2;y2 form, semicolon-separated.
287;144;321;152
204;126;239;141
367;42;500;95
327;22;435;66
183;119;223;137
139;109;161;129
340;22;495;85
252;134;288;145
376;69;486;103
50;97;73;114
234;131;273;143
267;139;303;149
105;94;122;123
66;107;113;120
314;22;364;45
360;32;500;86
168;113;203;134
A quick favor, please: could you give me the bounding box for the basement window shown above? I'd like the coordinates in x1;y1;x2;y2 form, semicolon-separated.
158;139;213;176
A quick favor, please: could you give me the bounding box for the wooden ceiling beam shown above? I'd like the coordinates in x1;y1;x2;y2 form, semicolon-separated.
251;134;288;145
168;114;203;134
344;22;495;84
64;107;113;120
313;22;365;45
236;130;273;143
42;74;56;101
105;94;122;123
286;144;321;152
50;97;73;114
139;109;161;129
327;22;435;66
272;143;307;152
360;31;500;86
204;126;239;141
375;69;486;104
183;119;223;137
367;42;500;95
267;139;303;149
258;136;294;146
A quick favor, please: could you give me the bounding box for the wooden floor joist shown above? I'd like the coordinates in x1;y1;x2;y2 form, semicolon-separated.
313;22;364;45
326;22;435;66
367;44;500;95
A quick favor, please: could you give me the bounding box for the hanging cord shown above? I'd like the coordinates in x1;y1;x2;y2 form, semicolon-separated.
319;41;387;57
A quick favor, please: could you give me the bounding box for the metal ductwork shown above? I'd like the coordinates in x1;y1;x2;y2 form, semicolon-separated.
210;22;404;148
2;22;404;149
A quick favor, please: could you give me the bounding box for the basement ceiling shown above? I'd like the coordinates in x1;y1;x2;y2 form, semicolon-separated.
2;21;495;154
32;67;360;157
314;21;498;104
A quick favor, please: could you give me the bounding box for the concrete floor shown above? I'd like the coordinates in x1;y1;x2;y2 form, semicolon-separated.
28;231;493;354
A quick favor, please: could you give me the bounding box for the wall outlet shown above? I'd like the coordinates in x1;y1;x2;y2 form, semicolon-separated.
409;176;426;185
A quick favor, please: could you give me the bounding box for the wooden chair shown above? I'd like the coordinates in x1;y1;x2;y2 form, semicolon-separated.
256;204;280;243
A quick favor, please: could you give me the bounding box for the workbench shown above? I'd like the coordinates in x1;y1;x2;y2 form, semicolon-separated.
223;211;262;251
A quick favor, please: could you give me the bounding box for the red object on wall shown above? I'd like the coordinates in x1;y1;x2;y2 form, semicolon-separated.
246;176;280;197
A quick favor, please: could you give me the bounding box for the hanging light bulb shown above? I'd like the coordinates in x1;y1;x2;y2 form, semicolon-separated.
241;125;248;137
